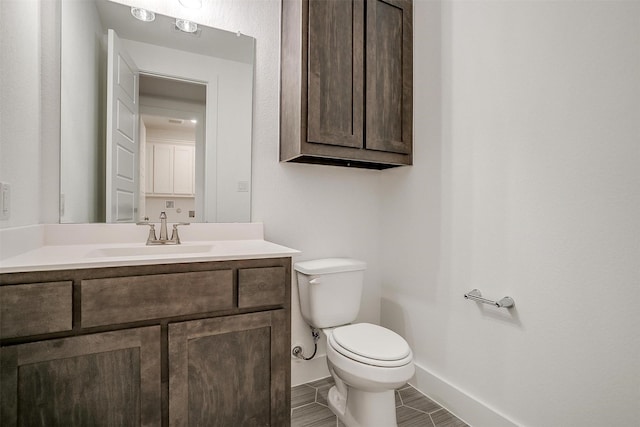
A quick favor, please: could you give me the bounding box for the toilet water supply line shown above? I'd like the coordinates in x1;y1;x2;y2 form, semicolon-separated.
292;327;320;360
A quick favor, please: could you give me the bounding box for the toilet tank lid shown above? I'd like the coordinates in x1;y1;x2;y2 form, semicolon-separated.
294;258;367;275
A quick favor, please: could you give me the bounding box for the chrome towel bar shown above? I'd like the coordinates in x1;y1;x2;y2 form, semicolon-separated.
464;289;514;309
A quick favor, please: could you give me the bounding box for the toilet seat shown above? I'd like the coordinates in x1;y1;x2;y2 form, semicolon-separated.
329;323;413;368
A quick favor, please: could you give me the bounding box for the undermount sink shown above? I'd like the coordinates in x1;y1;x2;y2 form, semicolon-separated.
86;244;214;258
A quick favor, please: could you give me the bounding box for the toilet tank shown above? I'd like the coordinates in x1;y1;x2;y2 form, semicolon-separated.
294;258;367;329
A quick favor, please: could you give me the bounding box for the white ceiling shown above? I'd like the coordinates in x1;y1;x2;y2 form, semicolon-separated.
96;0;255;64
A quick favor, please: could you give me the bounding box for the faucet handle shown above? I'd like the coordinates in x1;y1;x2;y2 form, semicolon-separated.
137;222;157;244
170;222;190;244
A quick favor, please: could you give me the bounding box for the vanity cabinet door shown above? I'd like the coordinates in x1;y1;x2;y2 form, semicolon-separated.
0;326;161;427
168;310;289;427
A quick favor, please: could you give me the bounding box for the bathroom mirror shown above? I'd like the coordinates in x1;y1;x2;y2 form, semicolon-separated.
60;0;254;223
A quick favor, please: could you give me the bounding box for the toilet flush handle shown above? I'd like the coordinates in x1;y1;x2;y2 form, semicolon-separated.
309;277;321;285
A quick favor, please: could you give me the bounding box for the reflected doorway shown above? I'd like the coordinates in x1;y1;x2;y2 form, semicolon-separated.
138;74;206;223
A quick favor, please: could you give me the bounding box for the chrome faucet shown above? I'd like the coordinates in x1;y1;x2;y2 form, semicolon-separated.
137;212;190;245
159;212;169;241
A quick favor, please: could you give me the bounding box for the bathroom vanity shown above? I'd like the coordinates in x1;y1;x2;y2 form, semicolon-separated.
0;224;298;426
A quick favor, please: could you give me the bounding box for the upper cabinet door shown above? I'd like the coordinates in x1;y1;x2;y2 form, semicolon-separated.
307;0;364;148
280;0;413;169
151;144;173;194
366;0;413;154
173;145;195;195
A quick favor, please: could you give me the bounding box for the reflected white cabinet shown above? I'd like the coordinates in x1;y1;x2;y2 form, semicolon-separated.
172;146;194;194
146;142;194;196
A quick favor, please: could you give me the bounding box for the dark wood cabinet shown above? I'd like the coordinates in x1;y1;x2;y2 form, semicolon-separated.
280;0;413;169
0;258;291;426
366;0;413;156
306;0;365;150
0;327;161;426
169;310;289;426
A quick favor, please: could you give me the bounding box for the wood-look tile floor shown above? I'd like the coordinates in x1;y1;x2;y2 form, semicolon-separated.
291;377;469;427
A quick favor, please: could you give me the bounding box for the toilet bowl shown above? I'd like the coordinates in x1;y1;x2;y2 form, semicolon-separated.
294;258;415;427
323;324;415;427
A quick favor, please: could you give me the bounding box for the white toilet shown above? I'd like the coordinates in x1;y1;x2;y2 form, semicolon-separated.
294;258;415;427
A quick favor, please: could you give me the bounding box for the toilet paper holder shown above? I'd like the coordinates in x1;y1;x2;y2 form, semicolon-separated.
464;289;514;309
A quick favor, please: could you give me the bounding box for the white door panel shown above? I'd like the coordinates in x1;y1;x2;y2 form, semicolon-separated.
116;191;135;222
116;99;135;141
106;29;139;222
117;55;136;100
116;145;135;181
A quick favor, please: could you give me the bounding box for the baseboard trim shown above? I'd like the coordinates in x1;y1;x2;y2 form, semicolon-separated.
291;354;330;387
410;362;520;427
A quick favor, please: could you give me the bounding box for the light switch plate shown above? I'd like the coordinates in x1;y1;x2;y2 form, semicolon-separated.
0;182;10;220
237;181;249;192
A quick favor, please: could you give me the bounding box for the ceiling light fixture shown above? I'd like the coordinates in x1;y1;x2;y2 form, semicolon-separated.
176;19;198;33
131;7;155;22
179;0;202;9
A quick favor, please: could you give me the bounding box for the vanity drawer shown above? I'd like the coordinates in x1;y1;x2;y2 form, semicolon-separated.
0;281;73;339
80;270;233;327
238;267;286;308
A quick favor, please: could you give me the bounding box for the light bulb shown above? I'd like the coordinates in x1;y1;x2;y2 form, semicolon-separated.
131;8;155;22
176;19;198;33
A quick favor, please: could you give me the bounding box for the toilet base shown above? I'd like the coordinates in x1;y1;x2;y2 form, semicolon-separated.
327;385;398;427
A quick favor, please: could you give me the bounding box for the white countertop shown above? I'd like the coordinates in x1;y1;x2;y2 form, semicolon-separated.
0;223;300;274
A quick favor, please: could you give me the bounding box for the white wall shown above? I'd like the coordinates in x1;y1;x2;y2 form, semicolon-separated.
381;1;640;426
59;0;105;223
39;0;61;224
145;197;194;223
0;0;43;228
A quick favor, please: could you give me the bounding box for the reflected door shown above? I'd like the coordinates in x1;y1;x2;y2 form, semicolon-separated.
106;29;140;222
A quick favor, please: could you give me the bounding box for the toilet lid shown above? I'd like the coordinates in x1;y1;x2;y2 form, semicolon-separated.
330;323;412;367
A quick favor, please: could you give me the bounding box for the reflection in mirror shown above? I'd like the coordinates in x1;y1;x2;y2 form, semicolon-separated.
139;74;205;223
60;0;254;224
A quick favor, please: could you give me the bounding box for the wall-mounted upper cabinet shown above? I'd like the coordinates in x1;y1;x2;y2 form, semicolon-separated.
146;142;195;196
280;0;413;169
